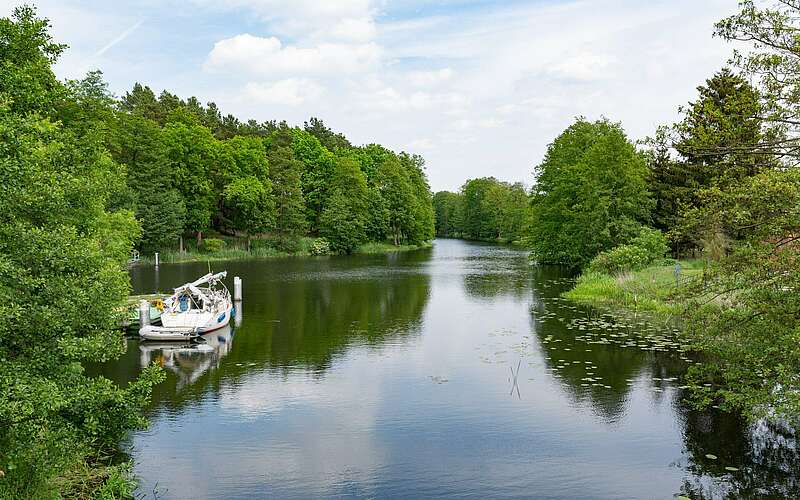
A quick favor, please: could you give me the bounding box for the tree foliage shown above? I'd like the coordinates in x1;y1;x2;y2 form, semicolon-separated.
436;177;528;242
433;191;464;237
320;157;369;254
528;118;652;267
678;169;800;421
0;7;163;498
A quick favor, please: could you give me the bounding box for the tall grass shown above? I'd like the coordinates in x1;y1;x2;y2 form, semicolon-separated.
355;241;432;254
563;259;705;316
138;237;431;264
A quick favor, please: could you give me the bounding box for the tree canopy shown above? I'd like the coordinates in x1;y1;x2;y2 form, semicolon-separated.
528;118;652;267
0;7;162;498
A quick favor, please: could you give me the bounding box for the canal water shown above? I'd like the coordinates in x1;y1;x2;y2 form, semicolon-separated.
99;239;798;499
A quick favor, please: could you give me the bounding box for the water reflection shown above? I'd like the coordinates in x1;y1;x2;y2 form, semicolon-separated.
139;326;234;389
680;411;800;498
89;240;800;499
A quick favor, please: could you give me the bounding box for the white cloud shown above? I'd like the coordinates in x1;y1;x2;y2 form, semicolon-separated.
407;138;434;151
190;0;374;39
451;117;504;131
407;68;454;87
548;51;617;82
329;17;377;43
243;78;324;105
204;33;380;76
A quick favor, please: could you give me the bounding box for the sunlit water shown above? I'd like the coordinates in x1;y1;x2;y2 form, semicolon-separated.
95;239;799;499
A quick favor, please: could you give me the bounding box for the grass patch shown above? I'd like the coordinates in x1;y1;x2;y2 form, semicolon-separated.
140;246;297;264
55;458;136;500
563;259;705;316
355;241;432;254
138;238;432;264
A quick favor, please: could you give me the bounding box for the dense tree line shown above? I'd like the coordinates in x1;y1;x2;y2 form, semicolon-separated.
110;83;434;255
433;177;528;243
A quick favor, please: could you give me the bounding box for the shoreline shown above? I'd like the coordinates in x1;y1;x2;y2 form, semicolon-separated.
562;259;706;317
136;241;433;265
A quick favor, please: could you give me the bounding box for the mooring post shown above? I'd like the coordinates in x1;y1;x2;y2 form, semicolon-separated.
155;252;159;267
234;300;243;327
139;299;150;327
233;276;242;302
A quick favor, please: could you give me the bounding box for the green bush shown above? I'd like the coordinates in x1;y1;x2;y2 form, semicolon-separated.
277;236;303;253
202;238;226;253
587;227;668;275
587;244;651;274
309;238;331;256
629;227;670;259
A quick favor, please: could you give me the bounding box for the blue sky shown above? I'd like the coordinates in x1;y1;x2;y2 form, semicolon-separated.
3;0;736;191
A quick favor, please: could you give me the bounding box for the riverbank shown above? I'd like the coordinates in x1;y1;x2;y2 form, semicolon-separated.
563;259;705;316
138;239;432;265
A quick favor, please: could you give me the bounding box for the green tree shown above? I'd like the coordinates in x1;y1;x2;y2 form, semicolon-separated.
320;157;369;253
678;168;800;421
674;68;767;181
222;176;276;248
365;185;390;242
401;153;435;244
120;82;161;122
528;118;652;268
0;7;163;497
0;5;65;117
715;1;800;161
433;191;465;237
289;128;336;232
304;117;352;152
267;127;307;240
161;122;219;245
376;155;415;245
496;182;528;242
461;177;495;239
110;112;186;253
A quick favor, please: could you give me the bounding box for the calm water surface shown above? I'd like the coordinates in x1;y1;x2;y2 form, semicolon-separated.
98;239;799;499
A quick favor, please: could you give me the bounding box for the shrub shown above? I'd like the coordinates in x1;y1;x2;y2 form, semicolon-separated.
202;238;225;253
587;227;669;275
630;227;670;259
277;236;303;253
587;244;651;274
309;238;331;256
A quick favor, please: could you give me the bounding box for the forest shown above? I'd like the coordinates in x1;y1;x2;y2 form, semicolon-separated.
113;85;435;256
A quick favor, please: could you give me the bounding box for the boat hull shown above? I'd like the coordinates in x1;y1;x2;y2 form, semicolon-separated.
139;304;233;341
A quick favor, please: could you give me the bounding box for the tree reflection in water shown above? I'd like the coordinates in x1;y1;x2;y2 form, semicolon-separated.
679;411;800;499
527;262;800;495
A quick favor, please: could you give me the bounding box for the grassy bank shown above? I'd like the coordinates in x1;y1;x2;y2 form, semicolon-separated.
140;246;294;264
55;459;136;500
138;238;432;265
563;259;705;316
354;241;432;254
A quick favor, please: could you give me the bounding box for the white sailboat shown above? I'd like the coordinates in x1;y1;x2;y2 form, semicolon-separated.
139;271;234;341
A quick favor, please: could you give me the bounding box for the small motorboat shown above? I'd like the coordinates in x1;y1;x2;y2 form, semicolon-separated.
139;271;233;341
